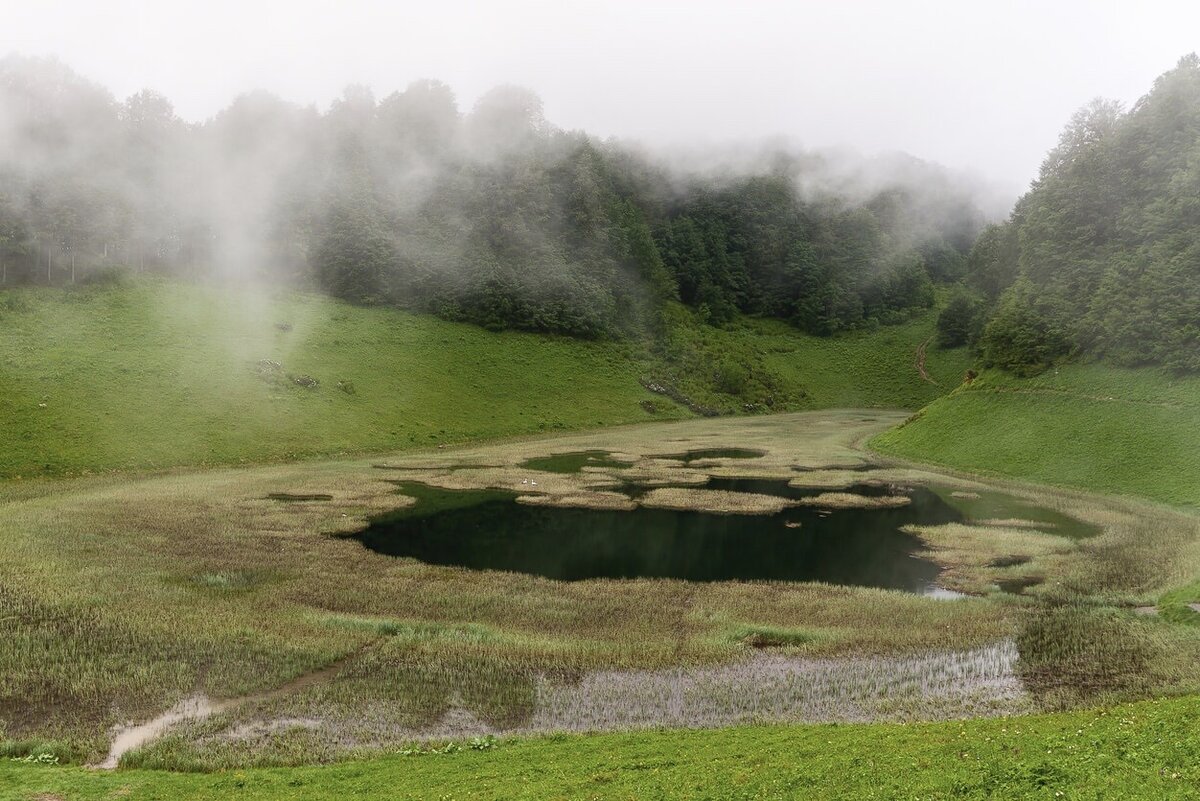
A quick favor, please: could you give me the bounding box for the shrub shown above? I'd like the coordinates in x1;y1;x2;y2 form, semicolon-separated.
936;292;983;348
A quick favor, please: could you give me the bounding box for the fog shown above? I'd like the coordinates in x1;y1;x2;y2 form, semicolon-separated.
7;0;1200;193
0;52;994;324
1;1;1195;344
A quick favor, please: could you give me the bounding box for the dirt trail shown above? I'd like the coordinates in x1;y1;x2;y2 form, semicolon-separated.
915;336;939;386
94;643;374;770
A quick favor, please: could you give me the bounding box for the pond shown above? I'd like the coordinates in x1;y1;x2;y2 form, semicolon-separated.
350;480;968;592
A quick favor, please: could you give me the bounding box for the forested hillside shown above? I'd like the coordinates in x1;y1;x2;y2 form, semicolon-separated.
0;56;987;339
952;54;1200;374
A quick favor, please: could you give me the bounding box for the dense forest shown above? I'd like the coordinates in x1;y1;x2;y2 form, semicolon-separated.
952;54;1200;374
0;56;988;339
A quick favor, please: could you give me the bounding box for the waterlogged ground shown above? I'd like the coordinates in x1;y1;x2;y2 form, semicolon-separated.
1;411;1199;769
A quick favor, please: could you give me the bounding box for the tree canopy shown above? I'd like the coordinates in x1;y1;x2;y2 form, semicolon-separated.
960;54;1200;373
0;56;990;339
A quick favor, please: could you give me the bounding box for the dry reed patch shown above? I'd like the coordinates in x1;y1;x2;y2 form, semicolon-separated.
638;488;798;515
904;522;1077;594
372;410;905;474
784;471;875;489
516;492;637;511
974;518;1060;530
794;492;911;510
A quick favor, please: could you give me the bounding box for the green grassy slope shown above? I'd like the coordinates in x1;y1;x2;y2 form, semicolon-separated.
5;695;1199;800
872;363;1200;507
753;318;970;408
0;279;961;478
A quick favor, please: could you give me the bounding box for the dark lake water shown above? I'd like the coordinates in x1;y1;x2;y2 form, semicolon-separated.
350;480;975;592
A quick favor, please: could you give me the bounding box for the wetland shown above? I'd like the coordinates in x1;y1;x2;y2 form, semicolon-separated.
2;411;1198;770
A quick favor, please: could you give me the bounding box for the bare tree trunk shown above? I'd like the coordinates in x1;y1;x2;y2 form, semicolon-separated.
71;251;76;284
47;246;52;285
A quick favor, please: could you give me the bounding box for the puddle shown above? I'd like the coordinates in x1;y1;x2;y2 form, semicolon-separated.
932;487;1099;539
526;641;1025;731
349;482;966;591
793;463;881;473
358;641;1026;742
647;448;767;463
520;450;631;474
925;586;968;600
94;647;368;769
97;696;224;769
995;576;1043;595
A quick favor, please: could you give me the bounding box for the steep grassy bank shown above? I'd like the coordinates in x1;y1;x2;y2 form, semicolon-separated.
871;364;1200;507
0;278;964;478
5;694;1199;800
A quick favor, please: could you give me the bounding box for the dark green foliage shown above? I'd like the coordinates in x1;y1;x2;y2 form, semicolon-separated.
979;279;1074;375
652;173;957;335
936;291;983;348
966;222;1020;301
965;54;1200;373
713;359;749;395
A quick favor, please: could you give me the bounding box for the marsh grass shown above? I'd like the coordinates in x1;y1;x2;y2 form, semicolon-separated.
123;642;1028;771
637;487;797;514
2;412;1198;768
795;492;911;509
903;522;1077;595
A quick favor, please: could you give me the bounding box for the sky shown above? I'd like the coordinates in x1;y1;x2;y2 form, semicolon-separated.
6;0;1200;195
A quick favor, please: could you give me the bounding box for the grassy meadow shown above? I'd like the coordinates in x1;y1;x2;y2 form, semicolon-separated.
871;364;1200;507
0;278;966;479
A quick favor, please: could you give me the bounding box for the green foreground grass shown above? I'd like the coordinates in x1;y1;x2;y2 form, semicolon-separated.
871;364;1200;507
0;278;966;478
5;694;1200;800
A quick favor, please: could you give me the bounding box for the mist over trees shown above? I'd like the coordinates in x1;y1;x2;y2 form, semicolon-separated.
0;55;992;338
957;54;1200;374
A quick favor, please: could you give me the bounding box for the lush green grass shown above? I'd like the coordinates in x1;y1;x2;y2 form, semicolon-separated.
756;318;971;409
0;279;962;478
659;305;973;414
5;694;1200;800
0;279;679;478
871;363;1200;507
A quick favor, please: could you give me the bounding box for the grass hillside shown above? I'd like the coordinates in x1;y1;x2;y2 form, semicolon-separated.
0;278;965;478
872;363;1200;507
5;694;1199;800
